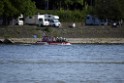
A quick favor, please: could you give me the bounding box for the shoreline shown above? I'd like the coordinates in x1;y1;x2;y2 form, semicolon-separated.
1;38;124;44
67;38;124;44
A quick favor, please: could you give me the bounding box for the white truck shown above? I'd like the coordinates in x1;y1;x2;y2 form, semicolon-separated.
45;14;61;27
25;14;49;26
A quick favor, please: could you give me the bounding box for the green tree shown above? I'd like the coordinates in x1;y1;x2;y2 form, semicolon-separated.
64;0;73;10
118;0;124;19
94;0;122;20
0;1;4;16
36;0;85;10
22;0;36;16
71;0;84;10
73;0;84;5
1;0;36;25
2;0;18;25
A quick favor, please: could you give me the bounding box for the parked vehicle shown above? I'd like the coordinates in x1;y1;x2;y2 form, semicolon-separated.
45;14;61;27
85;15;108;26
25;14;49;26
17;14;24;25
49;19;61;27
25;14;61;27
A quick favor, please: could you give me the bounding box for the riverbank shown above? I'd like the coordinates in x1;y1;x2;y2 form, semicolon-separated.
0;24;124;38
1;38;124;44
0;25;124;44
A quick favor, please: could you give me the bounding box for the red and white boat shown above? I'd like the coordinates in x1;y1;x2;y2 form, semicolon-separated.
35;36;71;45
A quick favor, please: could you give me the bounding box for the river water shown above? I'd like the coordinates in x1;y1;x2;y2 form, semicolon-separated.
0;44;124;83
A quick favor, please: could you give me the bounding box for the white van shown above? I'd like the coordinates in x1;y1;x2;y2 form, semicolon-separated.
45;14;61;27
49;19;61;27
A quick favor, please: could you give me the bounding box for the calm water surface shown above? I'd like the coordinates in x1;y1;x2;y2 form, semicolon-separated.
0;44;124;83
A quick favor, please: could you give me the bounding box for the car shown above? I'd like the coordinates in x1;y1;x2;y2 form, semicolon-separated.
49;19;61;27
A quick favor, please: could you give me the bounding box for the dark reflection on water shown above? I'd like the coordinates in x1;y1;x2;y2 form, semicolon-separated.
0;44;124;83
0;59;124;64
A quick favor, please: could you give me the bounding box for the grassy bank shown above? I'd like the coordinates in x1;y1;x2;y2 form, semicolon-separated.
0;25;42;38
0;24;124;38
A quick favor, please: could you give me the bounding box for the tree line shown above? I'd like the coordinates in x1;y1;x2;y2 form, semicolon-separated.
0;0;124;25
94;0;124;20
0;0;36;25
32;0;94;10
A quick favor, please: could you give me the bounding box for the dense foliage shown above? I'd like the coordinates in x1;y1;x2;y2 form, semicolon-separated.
34;0;124;21
94;0;124;20
0;0;36;25
0;1;4;16
32;0;95;10
118;0;124;19
0;0;124;25
38;10;88;22
35;0;94;22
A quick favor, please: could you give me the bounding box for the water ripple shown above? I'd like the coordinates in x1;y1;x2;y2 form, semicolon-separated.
0;59;124;64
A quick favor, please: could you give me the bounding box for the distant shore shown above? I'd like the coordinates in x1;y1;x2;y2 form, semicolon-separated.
1;38;124;44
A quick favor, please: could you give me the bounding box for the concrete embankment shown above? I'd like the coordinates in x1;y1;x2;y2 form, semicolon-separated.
1;38;124;44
